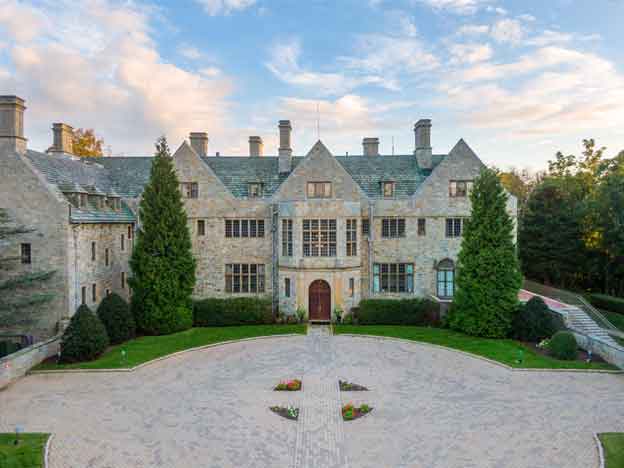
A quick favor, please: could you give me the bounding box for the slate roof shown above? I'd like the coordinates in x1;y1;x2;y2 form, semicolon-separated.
24;148;448;219
23;150;136;224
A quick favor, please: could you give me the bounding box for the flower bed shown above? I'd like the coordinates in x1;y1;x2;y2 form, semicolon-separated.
274;379;302;391
342;403;372;421
270;406;299;420
339;380;368;391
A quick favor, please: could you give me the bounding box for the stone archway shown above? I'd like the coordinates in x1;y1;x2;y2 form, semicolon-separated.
309;279;331;321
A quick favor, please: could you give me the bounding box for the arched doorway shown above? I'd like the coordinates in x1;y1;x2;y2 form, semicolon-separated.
309;280;331;322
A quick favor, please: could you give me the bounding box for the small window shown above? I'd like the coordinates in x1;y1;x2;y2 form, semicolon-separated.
382;181;395;198
248;183;262;198
121;272;126;289
92;283;97;302
418;218;426;236
105;289;111;297
349;277;355;297
449;180;473;198
91;242;96;261
20;243;31;264
307;181;332;198
361;219;370;236
181;182;199;199
81;286;87;305
105;248;109;266
285;278;291;298
437;259;455;298
79;194;87;208
381;218;406;238
346;219;357;256
120;234;125;251
197;220;206;236
282;219;293;257
445;218;463;238
128;225;133;240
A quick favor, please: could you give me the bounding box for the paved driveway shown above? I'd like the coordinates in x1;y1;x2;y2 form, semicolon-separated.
1;328;623;468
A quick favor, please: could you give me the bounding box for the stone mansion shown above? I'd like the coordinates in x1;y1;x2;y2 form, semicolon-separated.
0;95;517;338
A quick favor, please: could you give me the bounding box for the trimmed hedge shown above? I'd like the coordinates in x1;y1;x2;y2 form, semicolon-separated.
548;331;578;360
193;297;273;326
97;293;136;345
60;305;109;363
511;297;566;342
588;293;624;315
356;298;440;325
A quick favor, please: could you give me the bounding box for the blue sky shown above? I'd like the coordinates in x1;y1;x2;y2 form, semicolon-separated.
1;0;623;170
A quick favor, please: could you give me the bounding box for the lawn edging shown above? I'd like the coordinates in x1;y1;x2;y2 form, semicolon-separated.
594;433;606;468
29;333;303;375
44;434;53;468
337;333;623;374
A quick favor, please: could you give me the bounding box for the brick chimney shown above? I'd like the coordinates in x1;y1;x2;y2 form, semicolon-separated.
249;136;263;157
414;119;432;169
0;95;27;153
363;137;379;156
278;120;292;173
189;132;208;157
50;123;74;154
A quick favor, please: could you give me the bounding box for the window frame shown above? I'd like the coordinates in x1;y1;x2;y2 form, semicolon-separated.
382;181;395;198
92;283;97;303
282;219;293;257
306;181;332;199
373;263;414;294
302;219;337;257
121;272;126;289
181;182;199;199
225;264;266;294
197;219;206;236
225;219;264;238
449;180;473;198
349;277;355;297
285;277;291;298
436;259;455;299
81;286;87;305
105;248;109;267
381;218;406;238
20;243;31;265
346;219;357;256
121;234;125;252
445;218;463;238
418;218;426;236
248;183;263;198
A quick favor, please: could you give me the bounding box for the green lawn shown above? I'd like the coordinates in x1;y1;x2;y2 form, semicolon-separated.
35;324;306;371
334;325;618;370
0;433;49;468
600;433;624;468
602;309;624;332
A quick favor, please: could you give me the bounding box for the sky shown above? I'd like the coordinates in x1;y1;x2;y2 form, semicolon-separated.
0;0;623;170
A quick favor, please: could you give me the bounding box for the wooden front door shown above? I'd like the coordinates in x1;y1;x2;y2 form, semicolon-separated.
309;280;331;321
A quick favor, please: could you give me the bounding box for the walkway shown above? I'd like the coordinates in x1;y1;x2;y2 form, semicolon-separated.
1;328;624;467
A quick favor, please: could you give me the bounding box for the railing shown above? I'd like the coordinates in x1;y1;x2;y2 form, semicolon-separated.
523;279;624;340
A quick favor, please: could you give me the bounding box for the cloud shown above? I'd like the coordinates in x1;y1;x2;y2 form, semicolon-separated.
490;18;525;43
518;13;536;22
448;42;493;64
195;0;255;16
416;0;493;15
0;0;233;154
456;24;490;36
178;45;202;60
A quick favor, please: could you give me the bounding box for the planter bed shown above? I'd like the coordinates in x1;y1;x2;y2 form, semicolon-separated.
274;379;302;391
342;403;372;421
270;406;299;421
339;380;368;391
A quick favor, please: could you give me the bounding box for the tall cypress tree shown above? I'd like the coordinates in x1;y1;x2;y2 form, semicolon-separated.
129;137;196;335
447;168;522;338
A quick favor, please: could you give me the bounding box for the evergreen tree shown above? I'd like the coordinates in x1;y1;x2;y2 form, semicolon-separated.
447;169;522;338
0;209;55;327
129;137;196;335
60;304;109;363
97;292;135;344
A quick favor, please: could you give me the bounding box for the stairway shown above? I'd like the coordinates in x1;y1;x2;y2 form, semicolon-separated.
564;307;621;348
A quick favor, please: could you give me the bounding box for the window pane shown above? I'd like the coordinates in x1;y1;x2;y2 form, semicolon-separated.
241;219;248;237
233;220;240;237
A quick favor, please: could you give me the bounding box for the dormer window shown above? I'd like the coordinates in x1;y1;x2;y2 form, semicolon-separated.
79;194;87;208
248;183;263;198
307;182;331;199
449;180;473;198
382;181;395;198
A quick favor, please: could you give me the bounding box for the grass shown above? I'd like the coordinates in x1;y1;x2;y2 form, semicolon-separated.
0;433;49;468
599;433;624;468
334;325;618;370
35;324;306;370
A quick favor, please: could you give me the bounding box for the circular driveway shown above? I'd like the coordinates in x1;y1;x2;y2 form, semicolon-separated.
1;330;623;468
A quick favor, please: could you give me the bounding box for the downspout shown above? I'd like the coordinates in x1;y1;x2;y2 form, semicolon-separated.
271;203;279;318
368;202;374;296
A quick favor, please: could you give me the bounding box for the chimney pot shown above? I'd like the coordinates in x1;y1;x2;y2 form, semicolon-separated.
0;95;27;153
249;136;264;157
278;120;292;173
51;123;74;155
189;132;209;157
363;137;379;156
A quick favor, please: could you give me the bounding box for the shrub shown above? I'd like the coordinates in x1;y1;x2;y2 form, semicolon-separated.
511;297;565;342
548;331;578;360
357;298;439;325
60;305;109;363
193;297;272;326
588;294;624;315
97;293;135;345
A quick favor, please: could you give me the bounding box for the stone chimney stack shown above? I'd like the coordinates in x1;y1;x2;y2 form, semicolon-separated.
0;95;27;153
51;123;74;154
278;120;292;173
189;132;208;157
249;136;263;157
363;137;379;156
414;119;432;169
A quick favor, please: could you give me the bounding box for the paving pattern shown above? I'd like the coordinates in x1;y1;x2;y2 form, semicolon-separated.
1;330;623;468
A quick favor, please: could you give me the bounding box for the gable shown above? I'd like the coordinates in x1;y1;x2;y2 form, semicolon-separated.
272;140;366;202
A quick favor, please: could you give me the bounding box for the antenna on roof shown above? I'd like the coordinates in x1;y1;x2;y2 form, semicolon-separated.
392;136;395;156
316;102;320;140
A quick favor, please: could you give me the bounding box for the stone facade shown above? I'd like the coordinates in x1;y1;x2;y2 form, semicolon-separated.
0;95;517;336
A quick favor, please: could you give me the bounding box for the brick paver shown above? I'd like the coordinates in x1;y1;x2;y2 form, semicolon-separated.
1;331;623;467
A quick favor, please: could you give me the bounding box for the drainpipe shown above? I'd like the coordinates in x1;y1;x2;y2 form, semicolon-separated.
368;202;374;296
271;203;279;318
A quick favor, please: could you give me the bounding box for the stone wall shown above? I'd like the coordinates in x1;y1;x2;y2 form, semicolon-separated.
0;335;60;389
